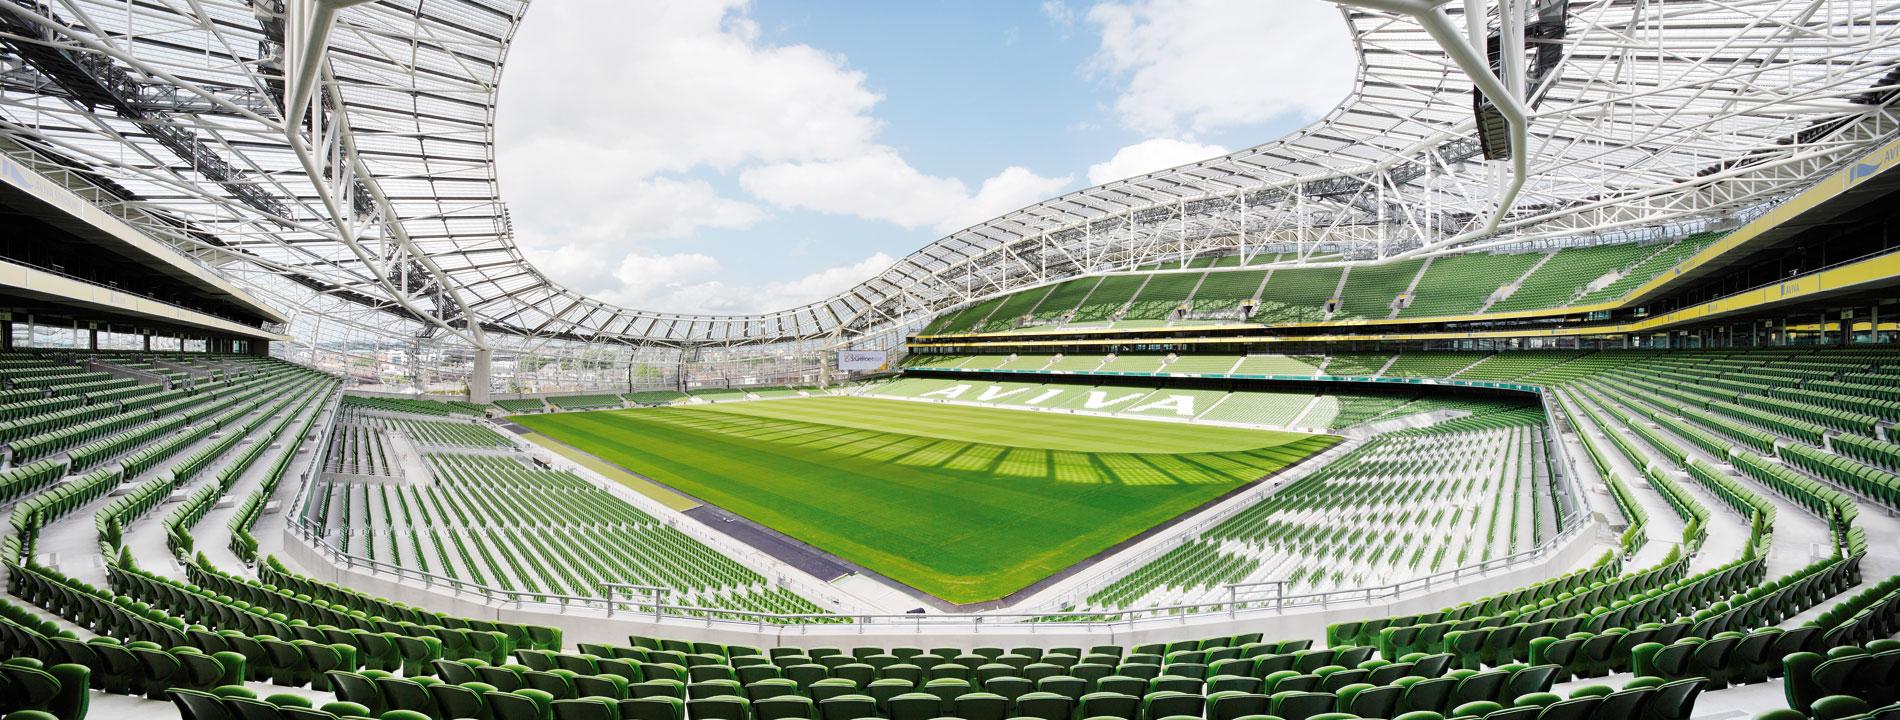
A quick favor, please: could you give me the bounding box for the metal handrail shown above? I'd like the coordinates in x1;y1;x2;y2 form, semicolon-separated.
1034;438;1362;608
279;369;1597;630
0;251;254;327
285;498;1594;631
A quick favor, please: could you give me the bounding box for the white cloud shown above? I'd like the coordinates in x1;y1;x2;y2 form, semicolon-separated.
504;173;768;297
496;0;1067;312
1087;138;1229;185
741;151;1070;235
1086;0;1355;137
595;252;896;315
499;1;881;179
961;167;1078;231
614;252;725;289
1043;1;1077;32
755;252;898;309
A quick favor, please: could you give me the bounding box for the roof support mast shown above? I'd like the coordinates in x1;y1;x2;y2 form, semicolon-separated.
279;0;492;398
1327;0;1529;261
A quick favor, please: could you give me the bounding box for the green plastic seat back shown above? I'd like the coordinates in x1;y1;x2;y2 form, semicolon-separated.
1038;675;1087;701
1268;690;1334;720
1348;684;1402;719
736;665;780;686
754;695;815;720
1401;676;1456;715
621;695;686;720
1536;695;1600;720
866;678;915;707
1078;691;1141;720
1647;679;1704;720
485;691;545;720
1143;691;1205;720
576;674;629;700
429;683;486;719
1208;691;1270;720
552;697;620;720
478;665;525;692
689;695;752;720
634;679;687;700
815;694;875;720
1591;687;1652;720
745;677;799;701
1451;669;1507;707
887;692;944;720
982;676;1032;702
167;689;238;720
953;691;1010;720
525;670;575;699
375;676;434;713
1505;665;1560;699
1014;691;1074;720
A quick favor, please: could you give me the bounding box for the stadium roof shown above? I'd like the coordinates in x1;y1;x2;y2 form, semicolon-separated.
0;0;1895;347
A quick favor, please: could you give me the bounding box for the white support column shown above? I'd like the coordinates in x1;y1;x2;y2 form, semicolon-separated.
1502;0;1526;102
409;339;423;393
284;0;374;130
470;348;492;404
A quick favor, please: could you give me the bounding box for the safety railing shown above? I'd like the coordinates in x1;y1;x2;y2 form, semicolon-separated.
1027;437;1362;610
278;366;1596;633
283;494;1595;633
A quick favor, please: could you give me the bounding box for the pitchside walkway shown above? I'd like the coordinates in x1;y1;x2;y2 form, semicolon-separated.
511;426;700;511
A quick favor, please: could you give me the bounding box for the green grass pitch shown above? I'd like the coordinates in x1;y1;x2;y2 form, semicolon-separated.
514;396;1338;604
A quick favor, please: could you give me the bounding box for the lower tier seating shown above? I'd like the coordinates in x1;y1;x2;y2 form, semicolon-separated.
1;347;1897;720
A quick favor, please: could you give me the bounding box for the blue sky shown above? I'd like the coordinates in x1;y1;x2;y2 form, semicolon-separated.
494;0;1354;314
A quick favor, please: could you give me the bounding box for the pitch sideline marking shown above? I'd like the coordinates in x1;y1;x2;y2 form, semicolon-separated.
517;430;701;511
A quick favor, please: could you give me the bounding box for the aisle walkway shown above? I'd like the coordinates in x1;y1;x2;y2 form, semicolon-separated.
1558;391;1686;571
1597;389;1835;577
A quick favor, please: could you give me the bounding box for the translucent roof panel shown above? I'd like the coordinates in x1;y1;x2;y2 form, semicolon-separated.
0;0;1894;346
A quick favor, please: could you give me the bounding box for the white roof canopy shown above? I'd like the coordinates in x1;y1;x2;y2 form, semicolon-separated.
1;0;1894;347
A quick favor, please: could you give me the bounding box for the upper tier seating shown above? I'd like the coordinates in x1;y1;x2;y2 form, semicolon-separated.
868;373;1507;432
746;386;803;398
1030;277;1102;323
913;234;1732;336
1397;252;1544;318
1186;270;1267;317
1333;259;1425;321
1070;275;1150;323
1121;272;1205;322
341;395;484;417
547;393;623;410
492;398;548;413
920;294;1008;335
1572;232;1724;305
624;390;688;405
1251;268;1341;323
1486;243;1659;313
976;284;1057;333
